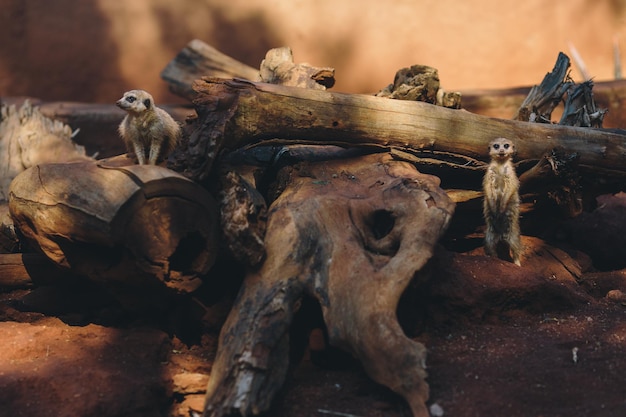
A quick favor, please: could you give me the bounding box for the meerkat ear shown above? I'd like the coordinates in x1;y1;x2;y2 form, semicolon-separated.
143;98;151;109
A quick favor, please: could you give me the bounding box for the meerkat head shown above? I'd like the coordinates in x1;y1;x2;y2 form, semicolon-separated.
116;89;154;114
488;137;515;161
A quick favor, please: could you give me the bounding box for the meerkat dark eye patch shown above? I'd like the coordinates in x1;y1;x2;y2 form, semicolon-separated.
504;144;510;149
143;98;151;109
493;144;500;150
126;96;136;103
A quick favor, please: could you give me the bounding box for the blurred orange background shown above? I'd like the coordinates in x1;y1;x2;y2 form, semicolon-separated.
1;0;625;103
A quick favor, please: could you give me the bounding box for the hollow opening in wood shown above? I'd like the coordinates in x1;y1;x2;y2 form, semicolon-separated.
370;209;395;240
169;231;207;273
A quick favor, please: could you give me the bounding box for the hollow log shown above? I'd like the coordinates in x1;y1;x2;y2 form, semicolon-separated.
170;77;626;184
8;155;219;310
203;153;455;417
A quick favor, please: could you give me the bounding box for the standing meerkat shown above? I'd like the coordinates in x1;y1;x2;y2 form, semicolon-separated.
482;137;522;266
116;89;181;165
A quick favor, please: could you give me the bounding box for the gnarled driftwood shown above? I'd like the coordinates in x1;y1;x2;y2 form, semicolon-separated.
203;152;455;417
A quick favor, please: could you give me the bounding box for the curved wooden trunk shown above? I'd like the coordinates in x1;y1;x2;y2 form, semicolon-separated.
8;155;219;310
203;153;455;417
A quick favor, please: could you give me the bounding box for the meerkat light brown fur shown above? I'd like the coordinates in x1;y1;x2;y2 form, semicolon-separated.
116;89;180;165
482;137;522;266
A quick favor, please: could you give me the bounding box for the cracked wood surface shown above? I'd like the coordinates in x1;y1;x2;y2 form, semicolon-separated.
8;155;219;310
171;77;626;184
203;153;455;417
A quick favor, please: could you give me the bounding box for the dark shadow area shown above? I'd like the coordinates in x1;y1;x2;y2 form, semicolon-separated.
0;1;130;102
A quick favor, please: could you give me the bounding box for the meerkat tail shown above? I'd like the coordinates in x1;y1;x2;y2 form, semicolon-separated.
509;229;523;266
483;226;497;257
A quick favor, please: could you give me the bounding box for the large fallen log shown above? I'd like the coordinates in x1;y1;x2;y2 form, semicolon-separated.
170;77;626;183
160;40;626;129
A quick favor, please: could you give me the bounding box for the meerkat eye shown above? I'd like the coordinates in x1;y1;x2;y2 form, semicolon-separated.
503;144;510;149
493;144;500;150
125;96;136;103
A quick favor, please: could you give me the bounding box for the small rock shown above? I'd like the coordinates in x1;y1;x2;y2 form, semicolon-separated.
171;394;205;417
430;402;444;416
606;289;626;304
172;372;209;394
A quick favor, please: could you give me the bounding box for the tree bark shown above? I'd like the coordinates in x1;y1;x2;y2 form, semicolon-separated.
513;51;573;122
203;153;454;417
160;41;626;129
170;77;626;183
8;155;219;310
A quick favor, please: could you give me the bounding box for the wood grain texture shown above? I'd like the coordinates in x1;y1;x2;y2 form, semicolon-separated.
178;77;626;184
8;155;219;309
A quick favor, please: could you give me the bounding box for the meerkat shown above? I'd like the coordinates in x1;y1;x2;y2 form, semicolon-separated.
116;89;180;165
482;137;522;266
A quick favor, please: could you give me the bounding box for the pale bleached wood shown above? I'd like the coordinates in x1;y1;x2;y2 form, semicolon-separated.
0;101;92;201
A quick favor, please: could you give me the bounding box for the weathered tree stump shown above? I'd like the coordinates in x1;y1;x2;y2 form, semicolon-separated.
514;52;574;123
203;153;455;417
513;52;608;127
8;155;219;310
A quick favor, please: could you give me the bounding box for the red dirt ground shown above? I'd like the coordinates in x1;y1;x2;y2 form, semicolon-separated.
2;213;626;417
